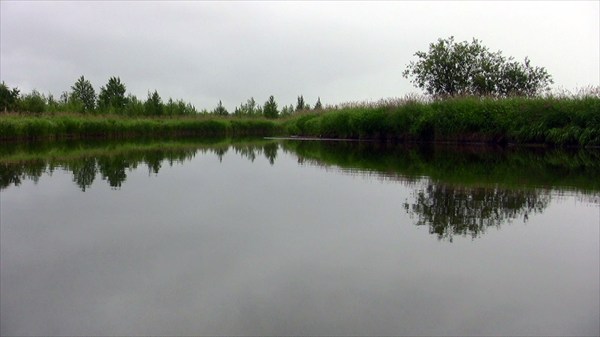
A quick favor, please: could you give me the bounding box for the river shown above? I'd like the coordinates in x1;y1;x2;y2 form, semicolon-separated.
1;139;598;336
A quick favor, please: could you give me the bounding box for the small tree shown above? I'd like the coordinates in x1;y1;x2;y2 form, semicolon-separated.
98;76;127;114
295;95;306;111
403;36;553;98
70;75;96;112
314;97;322;110
144;90;163;116
236;97;259;116
213;100;229;116
0;82;20;112
263;95;279;119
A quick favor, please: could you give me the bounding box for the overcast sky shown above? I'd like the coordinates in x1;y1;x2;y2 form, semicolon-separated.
1;1;598;111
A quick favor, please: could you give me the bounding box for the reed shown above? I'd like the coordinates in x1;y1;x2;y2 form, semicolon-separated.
0;114;282;141
283;95;600;146
2;94;598;146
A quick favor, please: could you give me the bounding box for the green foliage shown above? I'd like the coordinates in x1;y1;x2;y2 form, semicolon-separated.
0;82;20;112
124;95;145;116
144;90;164;116
19;90;46;113
0;114;281;141
314;97;323;110
70;76;97;112
164;98;197;116
98;76;127;114
213;100;229;116
403;36;553;97
280;104;294;117
283;95;600;146
296;95;306;111
263;95;279;119
235;97;260;116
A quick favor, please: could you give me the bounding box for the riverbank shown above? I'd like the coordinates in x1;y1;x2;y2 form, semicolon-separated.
0;114;281;141
1;95;598;146
282;95;600;146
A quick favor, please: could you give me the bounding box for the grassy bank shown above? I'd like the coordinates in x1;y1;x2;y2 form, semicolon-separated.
1;95;599;146
283;95;600;146
0;114;281;141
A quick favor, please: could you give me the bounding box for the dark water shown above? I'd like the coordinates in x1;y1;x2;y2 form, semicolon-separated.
1;139;599;336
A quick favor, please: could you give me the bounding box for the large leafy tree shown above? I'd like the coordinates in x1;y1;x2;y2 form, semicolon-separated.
403;37;553;98
70;75;96;112
263;95;279;119
98;76;127;113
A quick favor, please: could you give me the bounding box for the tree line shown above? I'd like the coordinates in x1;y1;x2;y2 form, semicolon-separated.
0;76;323;118
1;36;556;116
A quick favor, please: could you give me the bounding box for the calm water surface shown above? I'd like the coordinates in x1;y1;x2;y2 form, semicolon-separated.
1;139;599;336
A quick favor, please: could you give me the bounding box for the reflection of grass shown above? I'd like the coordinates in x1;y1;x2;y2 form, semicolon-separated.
282;140;600;193
0;137;272;163
2;137;600;194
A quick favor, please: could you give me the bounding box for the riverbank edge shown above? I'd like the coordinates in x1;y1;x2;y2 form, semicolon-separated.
1;96;599;146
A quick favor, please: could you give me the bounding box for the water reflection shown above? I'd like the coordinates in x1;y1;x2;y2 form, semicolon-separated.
282;140;598;240
404;184;550;241
1;139;598;241
0;139;279;190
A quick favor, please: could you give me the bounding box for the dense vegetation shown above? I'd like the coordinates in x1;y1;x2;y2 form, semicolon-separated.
403;36;553;98
1;37;597;145
0;78;319;118
1;91;598;146
282;94;600;146
0;113;281;140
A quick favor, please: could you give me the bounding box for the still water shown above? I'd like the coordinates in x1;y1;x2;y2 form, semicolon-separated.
1;139;599;336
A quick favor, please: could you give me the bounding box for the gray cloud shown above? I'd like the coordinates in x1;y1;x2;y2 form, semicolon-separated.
1;1;598;111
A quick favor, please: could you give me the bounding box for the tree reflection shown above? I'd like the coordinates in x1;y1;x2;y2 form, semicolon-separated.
97;155;133;188
0;161;47;189
0;140;280;191
0;163;25;188
263;143;278;165
404;183;550;241
69;157;97;191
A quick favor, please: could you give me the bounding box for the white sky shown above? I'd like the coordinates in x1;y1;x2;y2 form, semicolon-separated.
1;1;598;111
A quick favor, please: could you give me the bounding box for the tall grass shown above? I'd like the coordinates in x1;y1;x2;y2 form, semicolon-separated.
2;93;599;146
283;94;600;146
0;114;281;141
